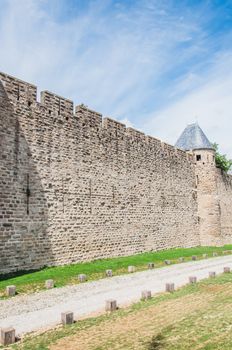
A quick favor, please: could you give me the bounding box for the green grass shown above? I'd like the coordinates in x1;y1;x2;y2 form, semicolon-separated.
6;266;232;350
0;245;232;298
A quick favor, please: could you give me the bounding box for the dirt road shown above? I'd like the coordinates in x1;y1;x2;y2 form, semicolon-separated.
0;255;231;336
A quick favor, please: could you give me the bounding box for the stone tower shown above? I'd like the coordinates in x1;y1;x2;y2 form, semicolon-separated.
175;123;222;246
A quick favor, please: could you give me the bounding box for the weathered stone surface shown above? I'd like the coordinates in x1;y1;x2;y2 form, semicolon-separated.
6;285;16;297
178;257;184;262
61;311;74;325
105;299;117;312
128;266;136;273
213;252;218;257
189;276;197;284
105;269;113;277
0;327;15;346
224;267;231;273
147;263;155;269
45;279;54;289
164;260;171;265
166;283;175;292
141;290;152;300
209;271;216;278
78;274;87;282
0;71;232;275
192;256;197;261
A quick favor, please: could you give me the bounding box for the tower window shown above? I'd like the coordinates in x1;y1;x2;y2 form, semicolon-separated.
196;155;201;161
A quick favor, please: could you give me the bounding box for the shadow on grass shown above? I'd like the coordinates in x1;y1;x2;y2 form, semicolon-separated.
0;266;47;282
147;333;165;350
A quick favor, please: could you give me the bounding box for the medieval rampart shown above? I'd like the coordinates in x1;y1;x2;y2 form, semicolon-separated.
0;72;200;273
216;170;232;243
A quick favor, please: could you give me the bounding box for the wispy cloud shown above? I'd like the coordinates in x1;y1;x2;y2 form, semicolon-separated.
143;52;232;157
0;0;232;157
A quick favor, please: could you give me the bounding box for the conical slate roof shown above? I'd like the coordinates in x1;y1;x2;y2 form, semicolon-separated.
175;123;213;151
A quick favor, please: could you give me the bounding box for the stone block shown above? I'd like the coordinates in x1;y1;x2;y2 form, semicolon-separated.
178;257;184;262
0;327;15;346
61;311;74;325
192;255;197;261
105;269;113;277
166;283;175;292
209;271;216;278
78;274;87;282
141;290;152;300
6;285;16;297
128;266;136;273
147;262;155;269
45;279;54;289
189;276;197;284
164;260;171;265
224;267;231;273
105;299;117;312
213;252;218;257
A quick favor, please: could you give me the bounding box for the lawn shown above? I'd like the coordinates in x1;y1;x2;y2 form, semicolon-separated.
6;259;232;350
0;245;232;298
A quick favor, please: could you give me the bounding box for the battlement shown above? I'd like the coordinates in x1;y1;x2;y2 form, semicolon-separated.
41;91;73;118
0;71;191;164
75;104;102;128
0;71;37;104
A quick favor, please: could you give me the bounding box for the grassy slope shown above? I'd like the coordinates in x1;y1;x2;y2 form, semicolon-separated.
6;265;232;350
1;245;232;297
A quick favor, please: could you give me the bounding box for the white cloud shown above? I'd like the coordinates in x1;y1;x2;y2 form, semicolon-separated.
0;0;231;159
0;0;207;114
117;117;134;128
143;53;232;158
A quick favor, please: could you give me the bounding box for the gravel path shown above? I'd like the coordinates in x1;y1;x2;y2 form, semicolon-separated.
1;255;232;336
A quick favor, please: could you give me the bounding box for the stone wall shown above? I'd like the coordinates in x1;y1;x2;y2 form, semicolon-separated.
193;148;232;247
193;149;222;246
216;170;232;244
0;72;199;274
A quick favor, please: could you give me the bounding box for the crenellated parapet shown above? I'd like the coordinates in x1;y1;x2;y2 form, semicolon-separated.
41;91;73;119
0;71;193;166
0;72;37;104
0;71;201;274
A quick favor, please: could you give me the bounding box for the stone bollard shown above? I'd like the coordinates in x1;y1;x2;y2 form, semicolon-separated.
224;267;231;273
105;269;113;277
61;311;74;325
128;266;136;273
45;279;54;289
178;257;184;262
166;283;175;292
1;327;15;346
78;274;87;282
213;252;218;257
192;256;197;261
6;285;16;297
147;262;155;269
189;276;197;284
202;253;208;258
164;260;171;265
209;271;216;278
105;299;117;312
141;290;152;300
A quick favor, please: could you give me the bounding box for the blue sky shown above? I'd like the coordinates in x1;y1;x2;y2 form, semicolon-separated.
0;0;232;157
